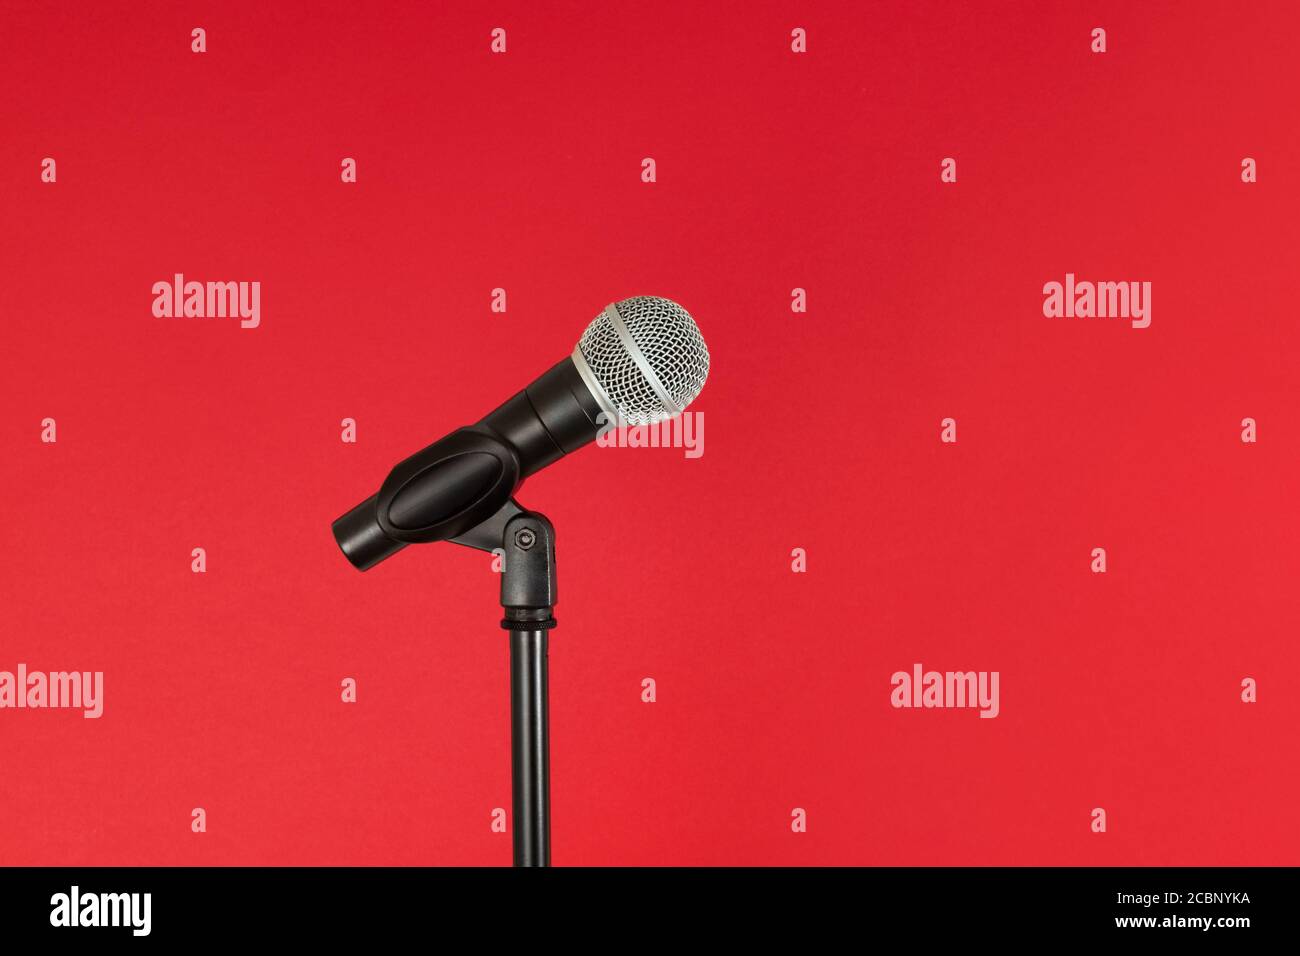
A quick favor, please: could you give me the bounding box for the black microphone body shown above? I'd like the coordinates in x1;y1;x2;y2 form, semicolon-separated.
333;357;605;570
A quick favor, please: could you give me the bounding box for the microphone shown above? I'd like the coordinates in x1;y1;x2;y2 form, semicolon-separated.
332;296;710;570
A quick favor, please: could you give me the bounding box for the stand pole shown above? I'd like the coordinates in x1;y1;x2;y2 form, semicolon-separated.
499;509;557;867
509;629;550;866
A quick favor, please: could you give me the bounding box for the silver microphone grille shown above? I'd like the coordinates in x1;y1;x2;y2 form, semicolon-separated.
572;296;710;426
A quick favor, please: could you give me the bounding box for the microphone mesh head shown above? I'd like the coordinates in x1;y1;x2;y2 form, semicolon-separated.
575;296;710;425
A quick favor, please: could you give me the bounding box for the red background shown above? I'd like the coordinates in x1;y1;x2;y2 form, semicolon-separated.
2;0;1297;865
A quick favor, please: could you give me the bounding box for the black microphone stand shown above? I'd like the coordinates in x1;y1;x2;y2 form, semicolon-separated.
499;510;555;867
453;500;555;866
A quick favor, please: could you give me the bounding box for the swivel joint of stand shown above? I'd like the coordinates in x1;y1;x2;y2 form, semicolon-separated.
501;512;557;631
